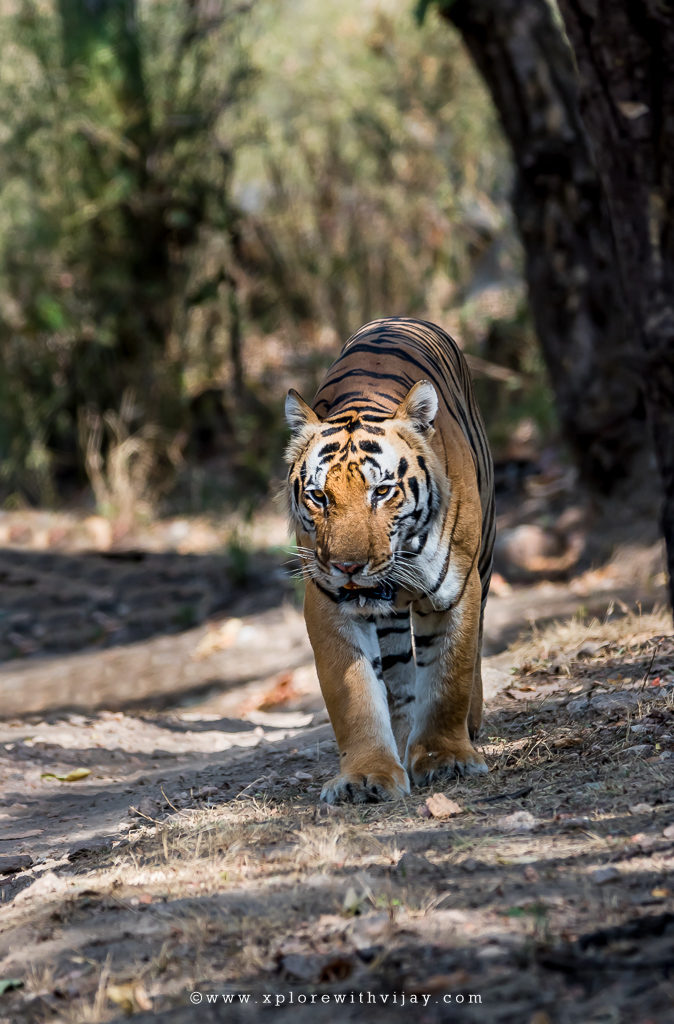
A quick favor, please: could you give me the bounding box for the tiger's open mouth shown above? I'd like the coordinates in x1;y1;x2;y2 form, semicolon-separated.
335;580;397;604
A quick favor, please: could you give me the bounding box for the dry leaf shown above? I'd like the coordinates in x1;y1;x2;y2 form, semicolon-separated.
106;983;134;1013
255;672;300;711
421;793;463;819
41;768;91;782
193;618;242;659
107;982;151;1013
553;736;580;749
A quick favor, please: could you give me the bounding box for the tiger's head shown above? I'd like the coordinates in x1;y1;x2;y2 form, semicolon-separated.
285;380;447;608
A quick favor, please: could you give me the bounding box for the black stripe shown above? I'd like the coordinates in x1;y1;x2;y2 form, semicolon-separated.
377;624;411;638
450;543;481;611
414;633;441;648
417;455;431;490
396;506;423;525
317;367;414;391
381;650;414;671
331;344;453;410
429;499;461;593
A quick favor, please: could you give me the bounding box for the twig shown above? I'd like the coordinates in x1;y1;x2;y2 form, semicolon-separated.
463;352;526;385
160;785;190;817
639;637;661;690
128;807;162;825
233;776;266;800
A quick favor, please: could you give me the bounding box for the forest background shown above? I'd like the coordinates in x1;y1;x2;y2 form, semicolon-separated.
0;0;547;522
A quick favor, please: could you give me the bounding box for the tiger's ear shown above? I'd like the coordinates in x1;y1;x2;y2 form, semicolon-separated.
396;380;438;433
285;389;320;433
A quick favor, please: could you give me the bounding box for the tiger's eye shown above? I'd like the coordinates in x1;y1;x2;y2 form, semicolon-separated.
309;488;326;503
375;485;391;496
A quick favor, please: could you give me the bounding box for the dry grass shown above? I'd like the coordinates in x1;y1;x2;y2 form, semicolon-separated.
4;608;674;1023
510;605;671;670
78;390;178;529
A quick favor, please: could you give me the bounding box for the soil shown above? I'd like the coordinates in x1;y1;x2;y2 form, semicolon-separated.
0;502;672;1024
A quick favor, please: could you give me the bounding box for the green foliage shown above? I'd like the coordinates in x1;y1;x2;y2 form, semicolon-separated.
0;0;253;503
0;0;521;509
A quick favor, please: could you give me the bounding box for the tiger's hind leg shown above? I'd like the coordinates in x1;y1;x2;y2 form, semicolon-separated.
376;611;415;759
467;610;484;740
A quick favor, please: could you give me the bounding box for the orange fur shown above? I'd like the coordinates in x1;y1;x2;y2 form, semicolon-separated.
286;318;494;802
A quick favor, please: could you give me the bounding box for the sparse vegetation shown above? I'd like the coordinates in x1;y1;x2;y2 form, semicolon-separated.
2;609;672;1022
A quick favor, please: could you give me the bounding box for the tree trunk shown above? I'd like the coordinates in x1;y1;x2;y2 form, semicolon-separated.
554;0;674;609
441;0;645;489
58;0;175;403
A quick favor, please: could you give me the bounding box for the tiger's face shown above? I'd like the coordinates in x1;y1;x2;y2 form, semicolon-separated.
285;381;447;607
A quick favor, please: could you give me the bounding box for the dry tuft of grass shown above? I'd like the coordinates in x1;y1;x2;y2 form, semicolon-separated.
511;605;671;671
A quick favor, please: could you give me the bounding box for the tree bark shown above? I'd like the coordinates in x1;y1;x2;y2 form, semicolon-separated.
441;0;645;489
555;0;674;610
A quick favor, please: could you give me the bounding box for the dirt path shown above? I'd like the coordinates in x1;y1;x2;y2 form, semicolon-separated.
0;506;671;1022
1;605;672;1023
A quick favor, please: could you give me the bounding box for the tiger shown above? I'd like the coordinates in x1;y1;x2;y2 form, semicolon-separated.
285;317;495;803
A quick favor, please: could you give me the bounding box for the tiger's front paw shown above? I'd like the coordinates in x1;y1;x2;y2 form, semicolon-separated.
406;736;487;787
320;763;410;804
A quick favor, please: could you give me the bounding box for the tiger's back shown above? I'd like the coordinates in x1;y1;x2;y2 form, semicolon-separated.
285;317;495;803
313;317;494;613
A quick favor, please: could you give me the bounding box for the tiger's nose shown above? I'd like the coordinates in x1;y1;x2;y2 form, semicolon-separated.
332;560;365;575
